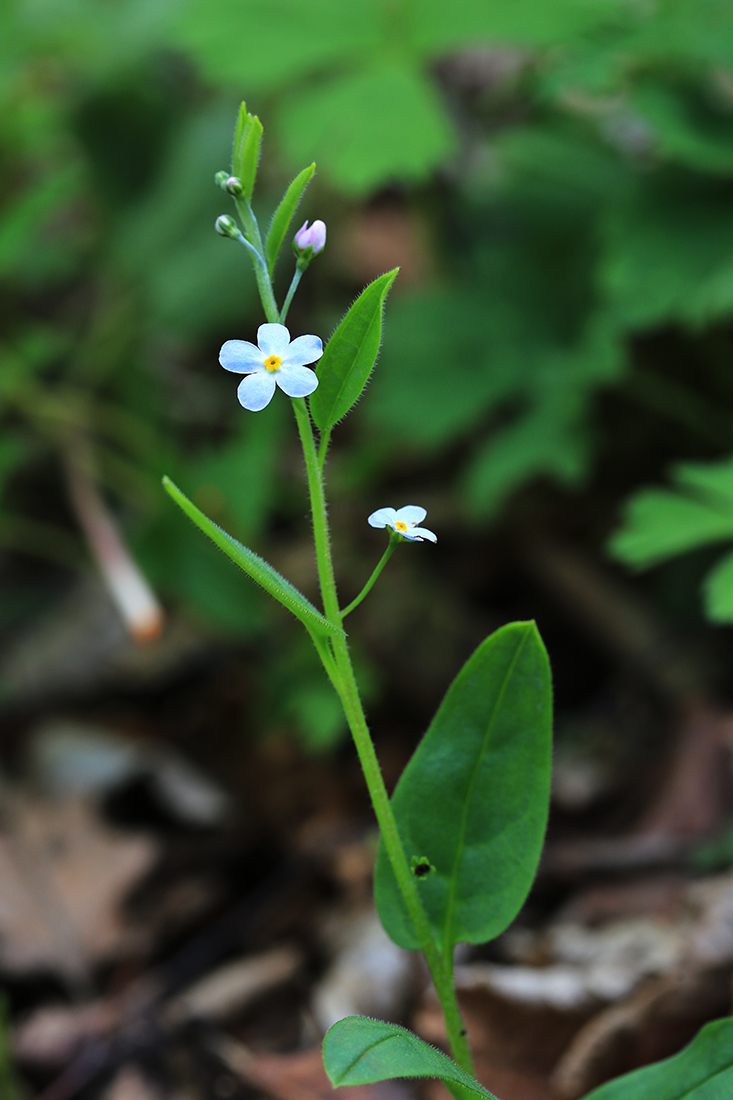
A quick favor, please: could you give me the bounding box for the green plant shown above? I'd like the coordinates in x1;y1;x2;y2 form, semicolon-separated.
163;102;732;1100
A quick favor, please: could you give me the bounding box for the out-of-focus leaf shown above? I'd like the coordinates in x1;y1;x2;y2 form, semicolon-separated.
581;1017;733;1100
609;459;733;568
632;82;733;175
278;63;455;193
602;175;733;329
703;549;733;623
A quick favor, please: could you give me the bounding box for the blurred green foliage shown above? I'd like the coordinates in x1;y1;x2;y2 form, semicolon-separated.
4;0;733;740
610;456;733;623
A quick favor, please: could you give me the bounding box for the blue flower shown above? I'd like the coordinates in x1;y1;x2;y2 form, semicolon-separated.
368;505;437;543
219;323;323;411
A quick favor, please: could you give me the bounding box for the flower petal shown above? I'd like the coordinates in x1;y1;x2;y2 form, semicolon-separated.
276;364;319;398
394;505;427;525
368;507;397;529
219;340;265;374
237;371;276;411
257;323;291;356
404;526;437;543
282;334;323;367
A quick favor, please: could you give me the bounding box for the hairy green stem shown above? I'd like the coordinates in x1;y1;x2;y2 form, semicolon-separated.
279;268;304;324
290;397;474;1076
341;537;398;618
235;231;280;323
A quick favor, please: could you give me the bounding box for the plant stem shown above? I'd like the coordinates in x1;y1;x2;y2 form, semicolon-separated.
236;232;280;323
317;426;332;470
279;268;304;324
341;537;398;618
290;397;474;1076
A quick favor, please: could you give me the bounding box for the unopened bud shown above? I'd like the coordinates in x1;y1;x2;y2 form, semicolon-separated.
214;170;230;189
294;219;327;256
225;175;243;197
215;214;239;238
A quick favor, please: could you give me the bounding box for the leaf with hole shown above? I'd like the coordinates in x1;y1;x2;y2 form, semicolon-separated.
374;621;552;951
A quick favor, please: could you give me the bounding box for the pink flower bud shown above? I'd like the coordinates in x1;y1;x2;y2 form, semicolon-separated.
294;219;327;255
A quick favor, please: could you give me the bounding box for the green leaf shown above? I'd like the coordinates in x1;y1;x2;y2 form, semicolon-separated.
162;476;343;640
374;622;552;952
609;466;733;570
323;1017;498;1100
277;63;455;194
265;163;316;276
231;102;263;201
703;549;733;624
310;269;398;431
581;1017;733;1100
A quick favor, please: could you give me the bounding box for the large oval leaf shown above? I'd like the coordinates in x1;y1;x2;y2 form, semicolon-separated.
309;269;398;431
323;1016;497;1100
374;621;552;951
582;1017;733;1100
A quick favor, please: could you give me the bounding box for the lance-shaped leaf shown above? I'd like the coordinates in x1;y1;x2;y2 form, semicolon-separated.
265;164;316;276
232;102;263;202
323;1017;498;1100
582;1017;733;1099
309;269;398;431
162;477;343;640
374;621;552;951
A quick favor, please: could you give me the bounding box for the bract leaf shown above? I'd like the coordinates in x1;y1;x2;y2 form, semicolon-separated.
323;1017;498;1100
265;163;316;276
581;1017;733;1099
231;102;263;201
162;476;343;640
309;269;398;431
374;622;552;951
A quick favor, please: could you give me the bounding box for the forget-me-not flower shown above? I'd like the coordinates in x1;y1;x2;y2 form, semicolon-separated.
368;505;437;543
219;323;323;411
294;219;327;255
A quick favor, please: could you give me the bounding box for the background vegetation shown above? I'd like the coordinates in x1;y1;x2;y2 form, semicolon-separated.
5;0;733;746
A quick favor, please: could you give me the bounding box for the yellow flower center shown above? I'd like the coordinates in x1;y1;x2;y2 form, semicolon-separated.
394;520;408;533
264;354;282;373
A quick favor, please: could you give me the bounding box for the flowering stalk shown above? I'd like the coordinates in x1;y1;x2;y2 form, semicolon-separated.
340;535;399;618
208;150;474;1076
289;396;473;1077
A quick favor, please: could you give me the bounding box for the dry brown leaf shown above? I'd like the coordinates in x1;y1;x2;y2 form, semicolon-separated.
102;1064;161;1100
166;945;303;1024
0;791;158;981
14;1000;117;1066
210;1035;409;1100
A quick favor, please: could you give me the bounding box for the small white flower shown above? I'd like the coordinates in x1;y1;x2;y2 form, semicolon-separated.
368;505;437;543
219;323;323;411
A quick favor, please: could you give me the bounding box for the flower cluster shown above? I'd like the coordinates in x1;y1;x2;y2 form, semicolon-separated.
368;506;437;543
219;323;323;411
